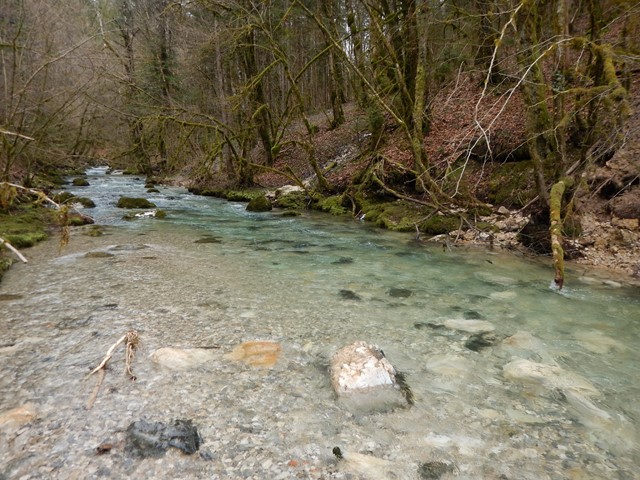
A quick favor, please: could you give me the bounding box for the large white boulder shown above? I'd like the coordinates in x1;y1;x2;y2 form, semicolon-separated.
330;341;412;412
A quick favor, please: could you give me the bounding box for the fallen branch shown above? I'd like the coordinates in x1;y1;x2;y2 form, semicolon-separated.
0;237;28;263
86;330;140;409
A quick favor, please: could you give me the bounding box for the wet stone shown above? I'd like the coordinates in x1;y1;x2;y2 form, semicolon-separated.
85;251;115;258
414;322;446;330
332;257;354;265
339;289;361;301
463;310;484;320
194;236;222;244
124;419;202;458
388;287;413;298
418;460;456;479
0;293;23;301
465;332;502;352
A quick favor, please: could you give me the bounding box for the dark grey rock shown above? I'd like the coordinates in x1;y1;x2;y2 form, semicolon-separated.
125;419;202;458
339;289;361;301
388;287;412;298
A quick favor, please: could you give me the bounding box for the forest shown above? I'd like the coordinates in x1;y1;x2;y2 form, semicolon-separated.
1;0;639;284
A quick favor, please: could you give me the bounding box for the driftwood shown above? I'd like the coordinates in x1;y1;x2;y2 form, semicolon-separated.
86;331;139;409
0;237;28;263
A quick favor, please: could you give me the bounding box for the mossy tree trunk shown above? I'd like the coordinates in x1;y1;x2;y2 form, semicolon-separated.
549;177;574;289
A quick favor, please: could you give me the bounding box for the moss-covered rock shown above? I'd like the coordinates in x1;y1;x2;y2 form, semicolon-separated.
66;213;95;226
116;197;157;209
246;195;272;212
373;201;425;232
419;215;461;235
53;191;76;204
147;188;160;193
316;195;348;215
226;190;263;202
275;190;307;210
53;192;95;208
281;211;301;217
72;178;90;187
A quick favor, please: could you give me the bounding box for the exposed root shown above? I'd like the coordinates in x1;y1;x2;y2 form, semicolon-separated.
86;330;139;409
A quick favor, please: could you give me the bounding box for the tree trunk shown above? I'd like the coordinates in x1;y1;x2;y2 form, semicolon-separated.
549;177;574;289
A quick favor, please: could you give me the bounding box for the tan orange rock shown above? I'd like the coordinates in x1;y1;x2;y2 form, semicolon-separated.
0;403;37;432
225;341;281;367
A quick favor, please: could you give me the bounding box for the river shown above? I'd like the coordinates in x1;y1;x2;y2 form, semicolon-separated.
1;167;638;479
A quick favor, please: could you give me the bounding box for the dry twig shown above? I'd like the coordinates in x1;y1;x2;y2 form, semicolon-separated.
86;331;139;409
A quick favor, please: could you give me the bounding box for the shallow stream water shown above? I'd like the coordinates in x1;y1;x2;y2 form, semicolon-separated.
1;168;638;479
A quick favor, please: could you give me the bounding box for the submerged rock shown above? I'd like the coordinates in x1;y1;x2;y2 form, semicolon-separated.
332;447;401;480
0;403;37;433
503;358;599;397
387;287;412;298
418;460;457;479
339;289;361;301
125;419;202;458
225;341;281;368
443;318;495;333
150;347;218;370
330;341;413;412
465;332;501;352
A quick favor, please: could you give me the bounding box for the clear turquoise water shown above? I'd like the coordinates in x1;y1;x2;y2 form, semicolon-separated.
0;167;638;479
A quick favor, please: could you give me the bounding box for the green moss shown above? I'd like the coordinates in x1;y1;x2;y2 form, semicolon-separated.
487;161;537;208
147;188;160;193
0;205;53;249
374;201;425;232
53;191;76;204
276;191;307;210
76;197;96;208
0;256;12;282
155;209;167;219
316;195;348;215
419;215;461;235
53;192;95;208
280;211;301;217
66;213;94;227
225;190;264;202
116;197;157;209
246;195;272;212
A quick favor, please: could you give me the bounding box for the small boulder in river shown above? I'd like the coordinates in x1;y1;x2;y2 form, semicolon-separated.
225;340;281;367
246;195;272;212
330;341;413;412
116;197;157;209
125;419;202;458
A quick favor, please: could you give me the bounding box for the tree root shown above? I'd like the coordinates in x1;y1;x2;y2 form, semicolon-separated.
86;330;140;409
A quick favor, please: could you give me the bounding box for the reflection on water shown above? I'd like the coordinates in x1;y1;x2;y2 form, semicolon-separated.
0;167;638;479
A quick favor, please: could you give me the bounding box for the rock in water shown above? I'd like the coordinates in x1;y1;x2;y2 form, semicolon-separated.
0;403;37;434
330;341;412;412
225;341;281;368
125;419;202;458
150;347;218;370
332;447;402;480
